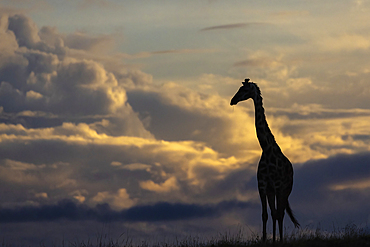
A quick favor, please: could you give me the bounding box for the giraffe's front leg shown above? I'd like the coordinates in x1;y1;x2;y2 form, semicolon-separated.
267;192;277;242
259;191;268;242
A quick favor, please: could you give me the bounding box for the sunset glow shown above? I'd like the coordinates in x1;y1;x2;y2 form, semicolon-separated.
1;1;370;246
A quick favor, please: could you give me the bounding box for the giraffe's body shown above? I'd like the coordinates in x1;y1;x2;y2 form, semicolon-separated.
231;79;299;242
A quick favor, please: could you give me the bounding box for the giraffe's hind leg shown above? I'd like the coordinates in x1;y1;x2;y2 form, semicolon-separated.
276;193;288;242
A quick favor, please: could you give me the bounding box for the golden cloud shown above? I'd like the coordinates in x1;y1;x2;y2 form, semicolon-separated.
91;188;137;210
140;177;179;193
314;33;370;52
330;178;370;191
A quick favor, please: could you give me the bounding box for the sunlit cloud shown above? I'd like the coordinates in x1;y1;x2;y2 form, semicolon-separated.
0;120;252;206
330;178;370;191
34;192;48;199
121;163;152;171
140;177;179;193
70;190;87;203
233;57;283;68
91;188;137;210
314;33;370;52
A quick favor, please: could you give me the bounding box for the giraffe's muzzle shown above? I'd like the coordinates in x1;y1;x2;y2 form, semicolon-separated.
230;97;239;105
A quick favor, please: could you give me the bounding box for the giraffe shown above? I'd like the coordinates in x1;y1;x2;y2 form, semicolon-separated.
230;78;300;242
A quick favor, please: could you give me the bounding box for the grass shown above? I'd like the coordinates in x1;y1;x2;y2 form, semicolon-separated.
3;223;370;247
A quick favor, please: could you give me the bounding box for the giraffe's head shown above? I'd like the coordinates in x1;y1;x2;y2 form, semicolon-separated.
230;78;258;105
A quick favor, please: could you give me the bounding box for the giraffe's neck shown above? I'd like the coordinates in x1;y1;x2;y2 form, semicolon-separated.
253;94;277;151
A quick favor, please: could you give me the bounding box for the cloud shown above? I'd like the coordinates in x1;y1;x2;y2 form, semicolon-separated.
122;48;218;60
140;177;179;193
0;13;153;138
91;188;137;210
0;120;253;208
270;10;310;18
124;73;370;167
126;82;260;161
330;178;370;191
0;53;123;115
3;159;44;170
0;108;257;213
63;31;115;53
200;23;265;31
296;153;370;193
120;163;152;171
226;52;370;164
230;46;370;111
2;9;370;217
35;192;48;199
0;6;25;16
8;14;41;48
230;51;296;83
77;0;121;10
122;200;253;222
233;57;282;68
293;152;370;225
314;33;370;52
69;190;87;203
271;104;370;121
0;199;253;223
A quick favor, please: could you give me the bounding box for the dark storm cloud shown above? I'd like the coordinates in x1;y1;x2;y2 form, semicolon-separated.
200;23;266;31
123;200;252;221
0;199;253;223
126;90;217;142
295;153;370;199
295;152;370;190
292;152;370;225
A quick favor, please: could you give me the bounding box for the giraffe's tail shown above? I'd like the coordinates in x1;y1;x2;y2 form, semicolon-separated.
286;201;300;228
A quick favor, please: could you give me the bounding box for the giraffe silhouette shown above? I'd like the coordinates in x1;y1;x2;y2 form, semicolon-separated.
230;78;300;242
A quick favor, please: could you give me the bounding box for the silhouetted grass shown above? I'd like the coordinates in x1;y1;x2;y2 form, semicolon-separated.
2;223;370;247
